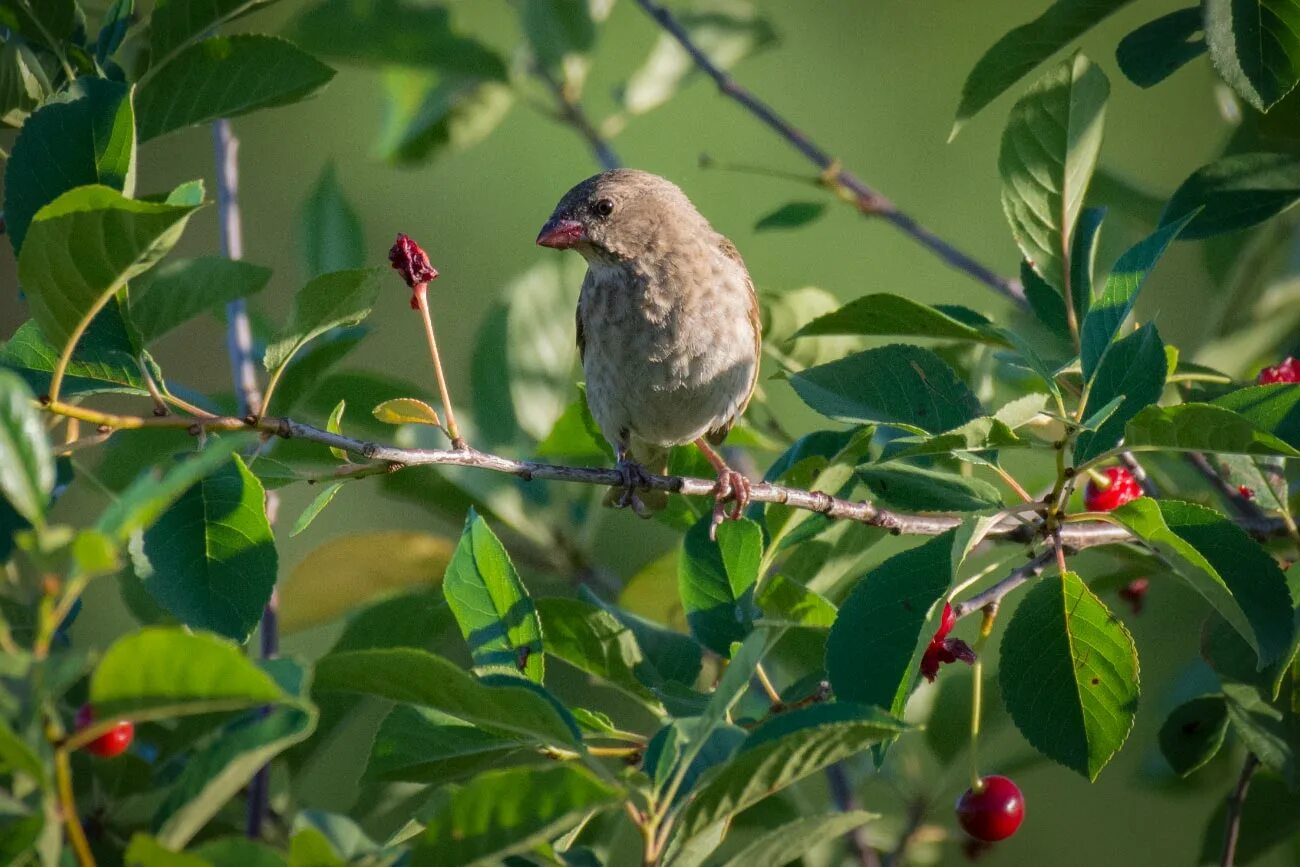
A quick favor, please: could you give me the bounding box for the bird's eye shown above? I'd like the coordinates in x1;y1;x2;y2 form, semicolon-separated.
593;198;614;217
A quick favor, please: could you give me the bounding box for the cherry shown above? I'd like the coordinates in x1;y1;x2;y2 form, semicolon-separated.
1257;357;1300;384
75;704;133;758
1083;467;1142;512
956;775;1024;842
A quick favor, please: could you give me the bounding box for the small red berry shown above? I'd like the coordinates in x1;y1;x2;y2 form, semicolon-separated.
75;704;133;759
1083;467;1142;512
1257;357;1300;384
1238;485;1255;500
1117;577;1149;615
956;775;1024;842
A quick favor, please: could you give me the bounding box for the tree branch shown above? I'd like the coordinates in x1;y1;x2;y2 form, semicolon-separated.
824;763;881;867
1185;452;1268;523
952;549;1055;620
534;63;621;171
629;0;1024;306
1220;752;1259;867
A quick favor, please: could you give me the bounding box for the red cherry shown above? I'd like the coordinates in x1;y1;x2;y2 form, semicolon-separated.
956;775;1024;842
75;704;133;758
1257;357;1300;384
1083;467;1142;512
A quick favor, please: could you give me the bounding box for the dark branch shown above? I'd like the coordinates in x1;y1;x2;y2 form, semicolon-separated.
1220;753;1259;867
952;549;1055;620
534;63;621;171
630;0;1024;305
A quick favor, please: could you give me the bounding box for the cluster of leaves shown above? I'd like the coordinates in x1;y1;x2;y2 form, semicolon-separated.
1;0;1300;866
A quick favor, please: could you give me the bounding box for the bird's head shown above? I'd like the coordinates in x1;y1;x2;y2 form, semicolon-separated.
536;169;705;262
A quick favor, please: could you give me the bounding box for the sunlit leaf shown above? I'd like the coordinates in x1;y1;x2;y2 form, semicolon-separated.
1204;0;1300;112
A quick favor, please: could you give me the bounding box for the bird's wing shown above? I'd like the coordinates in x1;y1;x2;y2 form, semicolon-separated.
576;269;591;365
707;236;762;444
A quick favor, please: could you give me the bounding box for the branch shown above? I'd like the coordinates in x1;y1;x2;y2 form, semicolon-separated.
824;763;881;867
534;63;621;171
630;0;1024;306
1185;452;1268;523
952;549;1055;620
1220;753;1259;867
41;401;1293;550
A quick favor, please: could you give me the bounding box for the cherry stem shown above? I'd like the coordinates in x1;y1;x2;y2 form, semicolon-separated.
967;605;999;793
754;661;782;706
415;287;465;449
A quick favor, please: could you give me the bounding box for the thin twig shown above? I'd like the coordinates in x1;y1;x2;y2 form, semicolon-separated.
1185;452;1267;522
952;549;1055;620
40;399;1294;549
825;763;881;867
54;746;95;867
630;0;1023;305
1220;753;1259;867
534;63;621;170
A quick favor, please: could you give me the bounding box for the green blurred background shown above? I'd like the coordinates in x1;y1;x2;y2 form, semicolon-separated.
3;0;1285;863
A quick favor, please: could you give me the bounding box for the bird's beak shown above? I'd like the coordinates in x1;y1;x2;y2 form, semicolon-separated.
536;217;586;249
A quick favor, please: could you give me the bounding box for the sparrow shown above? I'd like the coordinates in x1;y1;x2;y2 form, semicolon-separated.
536;169;761;534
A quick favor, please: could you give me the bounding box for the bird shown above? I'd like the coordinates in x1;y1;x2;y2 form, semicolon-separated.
536;169;761;536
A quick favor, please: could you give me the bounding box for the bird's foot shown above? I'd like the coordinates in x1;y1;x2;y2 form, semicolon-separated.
613;458;654;518
709;467;752;540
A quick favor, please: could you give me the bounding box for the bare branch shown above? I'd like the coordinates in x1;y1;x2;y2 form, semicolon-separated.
1185;452;1269;523
534;63;621;171
629;0;1023;305
952;549;1055;620
1220;753;1259;867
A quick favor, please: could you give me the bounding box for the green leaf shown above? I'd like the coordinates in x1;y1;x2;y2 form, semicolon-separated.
621;0;776;115
0;370;53;528
313;648;579;746
536;597;661;710
290;0;507;78
123;835;210;867
522;0;599;75
1158;695;1229;776
678;517;762;655
1211;383;1300;450
364;705;519;783
1162;153;1300;239
999;571;1138;780
716;812;877;867
826;532;953;716
856;463;1002;512
17;186;199;352
290;482;343;537
755;574;836;629
790;344;981;433
578;587;702;688
1116;8;1206;88
94;0;135;66
1205;0;1300;112
794;293;1005;345
148;0;282;66
1110;498;1295;666
753;202;826;232
192;839;286;867
999;53;1109;296
951;0;1132;135
443;509;545;682
0;0;76;50
1223;675;1300;787
371;397;441;427
0;39;51;127
1021;260;1072;341
130;257;272;344
299;162;363;279
136;35;334;142
373;70;514;166
535;390;610;459
325;399;346;461
1068;206;1104;324
155;703;316;849
764;427;872;552
4;77;135;254
1074;323;1167;464
0;716;43;783
263;268;383;377
669;704;905;854
89;627;287;721
412;765;620;867
130;454;276;642
1124;403;1300;457
503;258;584;441
96;438;250;542
1080;214;1195;380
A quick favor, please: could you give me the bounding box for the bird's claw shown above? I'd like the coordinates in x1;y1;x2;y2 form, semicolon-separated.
709;469;752;540
613;459;653;518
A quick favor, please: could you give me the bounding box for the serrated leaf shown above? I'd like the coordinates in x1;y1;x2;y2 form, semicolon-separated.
717;811;878;867
364;705;519;783
1080;214;1195;380
0;38;50;127
371;398;441;427
313;647;580;746
763;427;872;552
678;517;762;655
826;532;953;716
130;257;272;344
18;186;199;353
999;53;1109;297
790;344;981;433
856;463;1002;512
442;510;545;681
1210;383;1300;449
299;162;362;279
263;268;382;377
136;35;335;141
1223;674;1300;787
148;0;283;65
4;78;135;254
90;627;287;721
412;765;621;867
1205;0;1300;112
755;574;836;629
795;293;1006;345
999;571;1138;780
130;454;276;642
1125;403;1300;457
753;202;826;231
579;586;702;688
1158;695;1229;776
536;597;661;710
1162;152;1300;240
952;0;1132;135
1074;323;1167;464
1117;8;1206;88
0;370;52;528
1111;498;1295;666
290;482;343;537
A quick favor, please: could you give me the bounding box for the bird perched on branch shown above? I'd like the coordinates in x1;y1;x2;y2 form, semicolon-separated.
537;169;760;535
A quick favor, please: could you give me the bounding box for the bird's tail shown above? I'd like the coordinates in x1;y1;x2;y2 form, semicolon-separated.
603;443;670;517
